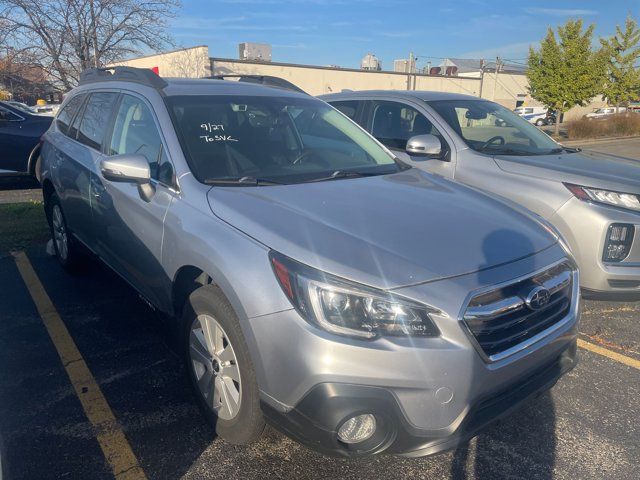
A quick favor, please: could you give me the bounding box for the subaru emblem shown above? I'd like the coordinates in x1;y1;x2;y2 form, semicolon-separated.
525;286;551;310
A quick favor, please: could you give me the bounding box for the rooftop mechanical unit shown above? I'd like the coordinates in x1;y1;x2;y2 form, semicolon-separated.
361;53;382;71
239;43;272;62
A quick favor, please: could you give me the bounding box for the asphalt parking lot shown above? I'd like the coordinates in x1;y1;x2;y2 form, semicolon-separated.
1;138;639;480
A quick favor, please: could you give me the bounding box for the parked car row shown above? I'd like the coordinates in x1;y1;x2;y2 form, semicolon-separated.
15;66;640;459
514;104;637;123
584;106;632;119
513;106;556;126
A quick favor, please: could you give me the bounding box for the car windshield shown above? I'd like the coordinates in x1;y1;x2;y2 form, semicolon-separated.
166;95;403;185
426;99;562;156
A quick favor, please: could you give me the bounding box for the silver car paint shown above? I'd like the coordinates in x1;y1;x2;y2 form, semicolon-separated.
321;90;640;297
207;168;557;289
40;79;577;440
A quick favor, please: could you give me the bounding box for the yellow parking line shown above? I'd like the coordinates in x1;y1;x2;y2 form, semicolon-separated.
578;338;640;371
12;251;147;480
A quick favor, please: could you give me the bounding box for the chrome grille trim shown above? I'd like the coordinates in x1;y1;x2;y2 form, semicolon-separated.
461;261;577;363
464;269;572;321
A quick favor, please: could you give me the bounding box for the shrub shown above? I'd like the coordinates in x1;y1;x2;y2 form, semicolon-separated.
566;113;640;139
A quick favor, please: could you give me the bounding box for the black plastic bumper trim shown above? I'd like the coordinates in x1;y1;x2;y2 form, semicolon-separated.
260;340;577;458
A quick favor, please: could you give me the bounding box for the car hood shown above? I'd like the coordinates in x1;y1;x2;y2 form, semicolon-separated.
494;150;640;192
207;169;557;289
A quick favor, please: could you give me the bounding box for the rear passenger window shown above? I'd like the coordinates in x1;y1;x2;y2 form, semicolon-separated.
330;100;359;120
56;94;86;136
108;95;169;182
77;92;118;150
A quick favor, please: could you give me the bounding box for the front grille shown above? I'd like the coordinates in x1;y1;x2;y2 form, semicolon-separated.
463;262;574;360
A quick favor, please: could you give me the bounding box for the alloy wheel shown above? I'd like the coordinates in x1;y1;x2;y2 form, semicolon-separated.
189;314;242;421
51;204;69;261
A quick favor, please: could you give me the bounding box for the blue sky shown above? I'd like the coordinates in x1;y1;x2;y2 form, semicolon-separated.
172;1;639;69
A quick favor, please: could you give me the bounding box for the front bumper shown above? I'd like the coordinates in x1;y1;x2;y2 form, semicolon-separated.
261;341;577;457
551;197;640;299
243;247;579;457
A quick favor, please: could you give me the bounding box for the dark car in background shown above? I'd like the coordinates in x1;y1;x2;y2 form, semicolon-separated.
0;100;53;176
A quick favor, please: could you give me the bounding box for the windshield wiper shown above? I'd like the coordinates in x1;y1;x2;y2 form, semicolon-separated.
476;147;534;156
204;176;284;186
303;170;383;183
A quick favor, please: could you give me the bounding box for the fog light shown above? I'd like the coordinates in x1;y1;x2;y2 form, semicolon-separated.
603;224;635;262
337;414;376;444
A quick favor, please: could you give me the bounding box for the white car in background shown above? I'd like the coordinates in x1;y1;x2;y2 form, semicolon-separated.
585;107;626;119
31;103;60;116
513;106;548;126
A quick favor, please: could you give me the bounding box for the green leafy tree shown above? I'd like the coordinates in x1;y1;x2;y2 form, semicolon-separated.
527;19;606;136
600;15;640;112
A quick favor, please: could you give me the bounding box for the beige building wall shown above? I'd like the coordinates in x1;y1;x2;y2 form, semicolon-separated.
212;57;487;98
211;58;542;111
111;47;602;121
110;46;212;78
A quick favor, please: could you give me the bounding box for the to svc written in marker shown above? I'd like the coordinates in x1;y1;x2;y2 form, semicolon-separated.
200;123;238;143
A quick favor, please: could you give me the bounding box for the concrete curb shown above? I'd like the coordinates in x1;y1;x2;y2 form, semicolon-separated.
560;135;640;147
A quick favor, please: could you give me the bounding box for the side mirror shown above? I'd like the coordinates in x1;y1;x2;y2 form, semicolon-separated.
406;134;443;159
100;154;155;202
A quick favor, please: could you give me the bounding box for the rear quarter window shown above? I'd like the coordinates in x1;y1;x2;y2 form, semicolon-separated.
56;94;86;136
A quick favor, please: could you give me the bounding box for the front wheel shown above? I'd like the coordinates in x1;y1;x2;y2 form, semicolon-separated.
535;119;545;126
182;285;265;444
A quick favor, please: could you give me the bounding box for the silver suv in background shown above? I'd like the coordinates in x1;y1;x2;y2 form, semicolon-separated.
40;68;578;458
322;91;640;300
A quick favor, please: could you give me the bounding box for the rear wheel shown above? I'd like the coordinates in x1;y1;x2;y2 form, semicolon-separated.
182;285;265;444
47;194;80;271
535;118;545;126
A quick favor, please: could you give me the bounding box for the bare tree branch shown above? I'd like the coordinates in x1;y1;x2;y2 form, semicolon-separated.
0;0;179;89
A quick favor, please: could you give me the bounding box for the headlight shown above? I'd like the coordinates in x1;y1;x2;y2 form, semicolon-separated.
270;251;441;339
564;183;640;212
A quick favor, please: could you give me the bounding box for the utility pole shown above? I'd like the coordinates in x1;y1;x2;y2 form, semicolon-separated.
478;59;485;98
412;54;418;90
491;56;501;101
406;52;414;90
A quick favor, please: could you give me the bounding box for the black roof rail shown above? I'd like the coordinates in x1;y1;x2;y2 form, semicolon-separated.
206;74;307;94
79;67;168;90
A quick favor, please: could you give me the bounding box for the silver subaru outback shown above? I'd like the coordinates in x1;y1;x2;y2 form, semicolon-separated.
40;67;578;458
321;90;640;301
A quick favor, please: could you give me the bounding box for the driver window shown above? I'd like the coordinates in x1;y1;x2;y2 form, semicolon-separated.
109;95;171;182
370;101;442;150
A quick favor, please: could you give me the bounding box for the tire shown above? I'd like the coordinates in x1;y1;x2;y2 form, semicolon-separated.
182;284;265;445
47;193;81;271
535;119;545;126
